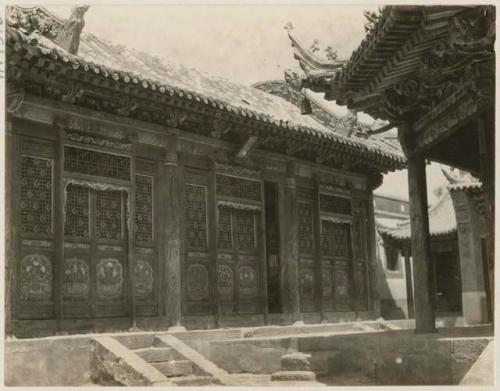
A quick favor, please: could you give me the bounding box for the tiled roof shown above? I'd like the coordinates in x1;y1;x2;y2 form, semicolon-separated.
6;6;406;170
379;187;457;240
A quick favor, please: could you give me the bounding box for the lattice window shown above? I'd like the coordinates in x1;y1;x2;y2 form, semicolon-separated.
65;185;89;237
333;223;349;258
217;205;233;249
320;194;352;215
96;190;122;240
216;175;261;201
235;209;255;251
298;201;314;254
321;220;332;256
21;156;53;235
185;184;208;249
135;175;153;242
64;146;131;180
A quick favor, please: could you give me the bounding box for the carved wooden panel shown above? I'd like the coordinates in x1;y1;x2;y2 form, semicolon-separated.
96;190;123;240
186;263;209;301
96;258;124;300
135;174;153;242
21;156;53;235
217;264;234;302
65;185;90;237
64;146;131;180
320;193;352;215
216;174;261;201
134;259;154;300
63;257;90;300
20;253;53;301
185;184;208;249
239;265;258;298
300;267;315;301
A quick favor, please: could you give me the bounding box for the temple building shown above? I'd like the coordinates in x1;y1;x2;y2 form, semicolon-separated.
5;6;406;337
379;171;490;324
288;5;495;332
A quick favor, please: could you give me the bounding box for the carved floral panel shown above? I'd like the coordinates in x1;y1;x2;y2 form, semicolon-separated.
217;264;233;301
239;265;258;298
96;258;123;300
135;259;154;300
20;254;52;301
63;257;90;299
300;267;315;300
186;263;209;301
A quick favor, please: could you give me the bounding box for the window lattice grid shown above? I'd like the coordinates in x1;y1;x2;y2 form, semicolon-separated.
185;184;208;249
135;175;153;242
235;209;256;251
96;190;123;240
64;146;131;181
321;220;332;256
21;156;53;235
217;205;233;249
333;224;349;258
65;185;89;237
320;194;352;215
298;201;314;255
216;175;261;201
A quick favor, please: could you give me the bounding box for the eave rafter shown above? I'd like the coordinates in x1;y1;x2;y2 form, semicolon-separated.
6;28;406;175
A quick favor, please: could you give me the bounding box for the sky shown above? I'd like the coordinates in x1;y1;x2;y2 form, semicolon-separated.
44;4;448;204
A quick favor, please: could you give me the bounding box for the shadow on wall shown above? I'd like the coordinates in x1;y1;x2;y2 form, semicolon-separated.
374;232;409;320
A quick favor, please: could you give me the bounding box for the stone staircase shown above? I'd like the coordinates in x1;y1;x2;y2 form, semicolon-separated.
93;333;225;386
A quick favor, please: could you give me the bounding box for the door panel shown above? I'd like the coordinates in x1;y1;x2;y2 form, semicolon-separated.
63;185;128;318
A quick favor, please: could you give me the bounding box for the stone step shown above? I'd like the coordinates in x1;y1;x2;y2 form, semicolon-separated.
152;360;193;377
114;334;156;350
171;375;218;386
133;347;181;363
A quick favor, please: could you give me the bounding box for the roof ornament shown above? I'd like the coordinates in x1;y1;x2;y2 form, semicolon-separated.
55;5;90;55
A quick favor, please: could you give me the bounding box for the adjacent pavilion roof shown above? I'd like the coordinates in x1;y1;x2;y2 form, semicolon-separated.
379;177;482;241
6;5;406;173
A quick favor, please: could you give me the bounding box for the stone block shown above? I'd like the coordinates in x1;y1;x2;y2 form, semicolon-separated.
114;334;156;350
271;371;316;382
281;352;311;371
153;360;193;377
134;347;181;363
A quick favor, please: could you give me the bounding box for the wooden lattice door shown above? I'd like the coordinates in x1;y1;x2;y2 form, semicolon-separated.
217;205;261;314
63;185;128;318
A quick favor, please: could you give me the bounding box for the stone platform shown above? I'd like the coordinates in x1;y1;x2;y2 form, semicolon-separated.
5;319;493;386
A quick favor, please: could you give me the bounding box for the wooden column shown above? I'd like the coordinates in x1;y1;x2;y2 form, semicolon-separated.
477;115;494;322
365;191;380;316
161;135;183;328
259;174;269;324
127;147;137;329
312;177;324;321
403;244;415;319
54;126;65;333
5;119;17;336
407;152;437;333
281;161;301;323
208;160;220;328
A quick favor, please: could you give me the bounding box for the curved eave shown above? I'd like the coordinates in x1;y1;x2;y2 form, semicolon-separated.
7;26;406;172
